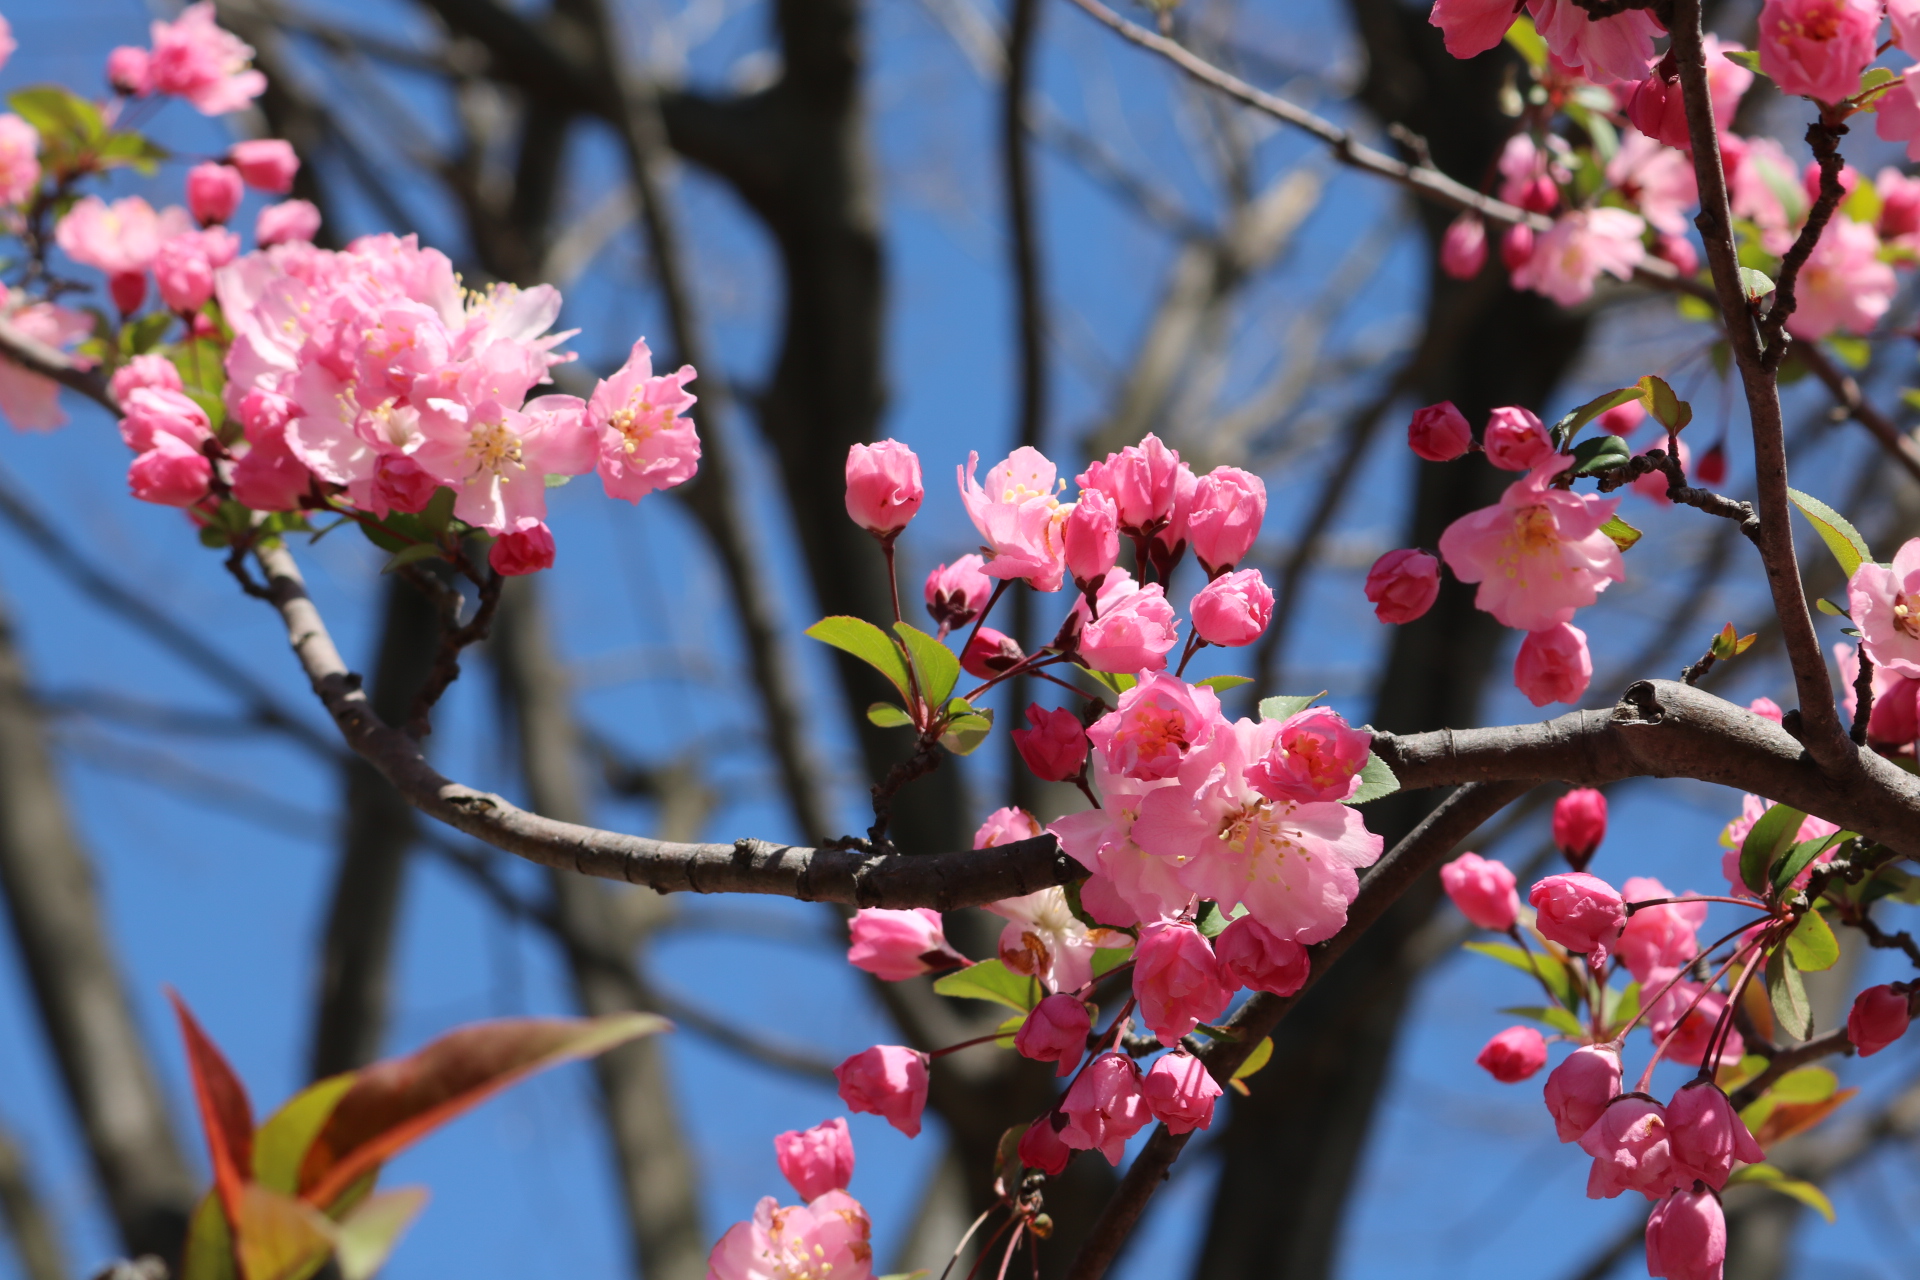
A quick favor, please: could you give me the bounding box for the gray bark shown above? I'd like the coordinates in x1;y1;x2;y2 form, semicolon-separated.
0;1117;68;1280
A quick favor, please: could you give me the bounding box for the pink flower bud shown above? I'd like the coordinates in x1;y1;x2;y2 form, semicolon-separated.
1077;434;1187;535
1802;160;1859;206
960;625;1024;679
1440;852;1518;931
1579;1095;1679;1200
1654;234;1700;276
924;555;992;631
228;139;299;193
1514;622;1592;707
1501;222;1535;272
1213;915;1309;997
1063;488;1119;588
1667;1081;1764;1189
1133;920;1232;1046
1847;983;1913;1056
229;428;310;512
186;162;243;226
974;806;1041;848
109;270;146;317
489;523;555;576
1626;72;1690;149
1015;994;1091;1075
152;235;213;312
1364;548;1441;625
109;353;183;407
834;1045;929;1137
1018;1116;1072;1175
1141;1050;1222;1134
1244;705;1371;804
845;439;923;536
127;435;212;507
256;199;321;247
1011;704;1088;782
1185;467;1266;574
1543;1044;1622;1142
1072;570;1178;674
1058;1052;1150;1164
1694;442;1727;486
1552;788;1609;870
847;907;965;981
1439;214;1487;280
1598;400;1646;437
1190;567;1273;647
1483;406;1554;472
371;455;440;516
774;1118;855;1201
1645;1186;1726;1280
1408;402;1473;462
120;387;211;452
1747;696;1783;724
107;47;151;96
1528;872;1625;960
1882;167;1920;238
1519;174;1559;214
1476;1025;1547;1082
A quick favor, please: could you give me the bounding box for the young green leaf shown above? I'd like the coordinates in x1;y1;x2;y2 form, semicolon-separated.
1786;487;1872;580
1636;374;1692;432
1724;1164;1835;1222
1723;48;1764;72
1568;433;1631;478
939;708;994;755
234;1183;335;1280
1737;266;1776;301
381;543;444;574
332;1187;429;1280
1344;753;1400;806
1784;910;1841;972
1814;597;1850;617
1602;982;1641;1036
1739;803;1806;897
1498;1004;1586;1037
894;622;960;704
1195;901;1231;938
179;1192;238;1280
1549;386;1640;447
806;617;913;702
1258;693;1324;722
1770;831;1847;896
932;959;1042;1013
254;1075;357;1195
1090;944;1134;979
1768;1066;1838;1104
1463;941;1573;1006
1195;674;1253;692
1766;948;1813;1041
1231;1037;1274;1081
1826;334;1872;370
1598;514;1643;552
866;702;913;728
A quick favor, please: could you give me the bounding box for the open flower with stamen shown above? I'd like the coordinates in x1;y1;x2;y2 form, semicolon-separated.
1438;460;1624;631
589;337;700;502
1849;538;1920;677
958;446;1070;590
985;887;1130;993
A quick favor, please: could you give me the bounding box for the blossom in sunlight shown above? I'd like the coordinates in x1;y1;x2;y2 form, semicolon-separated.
1213;915;1310;996
1544;1045;1621;1141
1513;622;1592;707
590;337;700;503
56;196;187;276
1510;208;1646;306
1475;1026;1547;1082
1616;876;1706;987
1365;548;1441;625
1606;131;1698;236
774;1118;855;1202
846;908;965;981
1186;466;1266;574
1526;0;1661;84
1784;217;1895;340
487;522;556;576
1758;0;1879;104
1014;994;1091;1076
1847;984;1913;1056
0;115;38;207
834;1045;928;1138
1059;1053;1150;1163
986;887;1127;994
1070;567;1179;673
1427;0;1519;59
1644;1187;1725;1280
924;555;992;631
958;446;1069;591
844;439;922;536
1438;461;1624;632
707;1191;874;1280
1847;539;1920;678
1528;872;1625;960
1667;1083;1763;1190
146;2;268;115
1132;919;1232;1046
1190;568;1273;646
1578;1096;1680;1200
1440;852;1519;931
1141;1051;1221;1134
0;293;92;431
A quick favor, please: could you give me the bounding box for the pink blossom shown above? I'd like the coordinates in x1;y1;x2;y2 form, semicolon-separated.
107;47;150;95
153;235;215;312
1439;215;1488;280
1544;1044;1622;1142
1527;0;1661;83
0;115;38;207
1529;872;1625;960
1655;234;1700;275
833;1045;929;1137
846;908;965;981
1758;0;1878;104
1645;1187;1726;1280
1050;761;1190;928
924;555;992;631
109;272;146;317
1408;402;1473;463
1134;716;1384;944
1848;539;1920;677
774;1119;856;1203
1607;130;1699;237
959;625;1024;679
1703;37;1758;128
1895;0;1920;49
706;1190;874;1280
1133;919;1232;1045
1749;696;1784;724
844;440;922;536
187;162;243;226
988;885;1127;993
1648;982;1743;1068
1717;796;1838;893
1012;704;1089;782
1077;434;1189;536
1632;438;1691;505
147;3;268;115
1598;399;1645;437
109;354;184;406
1847;983;1912;1056
56;196;183;276
1553;788;1608;869
121;387;212;452
1244;705;1371;805
127;434;213;507
1440;851;1519;931
1438;461;1624;631
1071;568;1179;673
229;426;312;511
1427;0;1519;58
413;394;596;532
1482;406;1553;472
589;338;700;503
1579;1095;1680;1200
1018;1117;1072;1175
0;297;89;431
975;806;1042;849
1063;488;1120;588
1626;72;1690;150
1786;217;1894;340
1880;165;1920;240
0;16;14;73
1364;548;1441;625
1191;568;1272;647
1667;1083;1764;1189
959;446;1070;591
1514;622;1592;707
489;523;556;576
1213;915;1309;996
1058;1053;1150;1163
256;199;321;247
1476;1026;1548;1082
1512;208;1647;305
1727;136;1802;255
229;139;298;193
1186;467;1266;574
1141;1051;1222;1134
1016;993;1091;1075
370;455;439;517
1618;876;1707;987
1086;673;1224;781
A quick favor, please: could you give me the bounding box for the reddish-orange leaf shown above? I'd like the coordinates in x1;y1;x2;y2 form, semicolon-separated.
168;990;256;1235
1753;1086;1858;1148
297;1014;664;1208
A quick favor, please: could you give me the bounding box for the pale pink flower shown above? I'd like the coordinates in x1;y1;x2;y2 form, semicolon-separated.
109;354;184;406
1077;433;1189;536
187;162;243;226
1141;1051;1222;1134
489;523;556;576
147;3;268;115
924;555;992;631
56;196;184;275
1645;1187;1726;1280
846;908;965;981
1727;135;1803;255
975;805;1042;848
127;434;212;507
1440;851;1519;931
0;297;92;430
1527;0;1661;83
120;387;212;452
1437;460;1624;631
1618;876;1707;987
1071;567;1179;673
1847;984;1912;1056
1758;0;1879;104
1087;674;1224;781
1514;622;1592;707
1439;215;1488;280
107;47;150;96
1529;872;1625;960
1786;217;1894;340
1132;919;1232;1045
1879;69;1920;161
1050;763;1190;927
255;199;321;247
412;394;596;532
0;115;39;207
1011;704;1089;782
589;338;700;503
986;887;1126;994
1512;208;1647;306
844;439;922;535
1185;467;1266;574
834;1045;928;1138
1544;1044;1622;1142
1365;548;1441;624
0;16;15;73
1579;1095;1680;1200
1667;1083;1764;1190
1212;915;1309;996
1553;788;1608;869
1059;1053;1150;1163
1632;438;1691;505
1015;993;1091;1075
1848;539;1920;677
1190;568;1272;646
229;139;298;193
1704;37;1758;127
959;447;1069;590
1427;0;1519;58
153;234;215;312
1894;0;1920;49
1648;981;1743;1068
1483;405;1554;472
706;1190;874;1280
1408;402;1472;462
1606;130;1699;237
774;1119;856;1202
1476;1026;1548;1082
1244;705;1371;805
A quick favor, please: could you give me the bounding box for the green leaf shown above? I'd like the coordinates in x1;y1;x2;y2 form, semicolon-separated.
419;487;457;534
1603;982;1641;1036
8;85;103;156
894;622;960;705
1344;752;1399;806
179;1192;238;1280
1195;675;1252;692
1499;1004;1586;1037
1740;803;1806;897
1637;375;1692;432
121;310;174;356
1077;666;1136;697
1787;487;1872;580
939;707;994;756
1678;292;1717;323
381;543;444;574
1195;902;1230;938
1784;910;1841;972
1723;48;1763;72
1815;597;1849;618
1258;693;1324;722
1091;944;1133;979
1770;1066;1838;1104
932;959;1042;1013
1766;948;1813;1041
1549;385;1641;447
254;1076;357;1196
332;1188;428;1280
1826;334;1872;370
807;617;912;702
1568;433;1631;478
867;702;913;728
1738;266;1776;300
1724;1164;1835;1222
1599;514;1642;552
96;130;168;173
1503;16;1547;70
1772;831;1848;896
1463;941;1572;1006
1231;1036;1274;1080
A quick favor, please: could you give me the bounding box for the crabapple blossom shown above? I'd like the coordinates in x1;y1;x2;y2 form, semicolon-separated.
1018;1117;1072;1175
1141;1051;1222;1134
0;116;37;207
589;338;700;503
1617;877;1706;987
1071;568;1179;673
1407;402;1472;462
1438;460;1624;631
975;805;1042;848
1190;568;1273;646
256;199;320;247
108;354;183;406
1527;0;1661;83
107;47;150;95
1606;131;1698;237
774;1119;855;1202
1878;68;1920;160
1667;1082;1764;1189
0;16;14;73
1212;915;1310;996
924;555;992;631
1748;696;1784;724
1598;399;1645;437
1077;433;1189;535
230;427;310;512
186;162;243;226
1758;0;1878;104
1427;0;1519;58
1063;487;1120;589
833;1045;929;1137
1553;788;1608;869
1133;919;1232;1045
1879;167;1920;239
1785;217;1894;340
370;455;438;517
120;388;212;452
1654;234;1700;276
1059;1053;1150;1164
109;271;146;316
1476;1026;1548;1082
1011;704;1089;782
1185;467;1266;574
1513;623;1592;707
488;523;556;576
145;3;268;115
706;1190;874;1280
153;235;216;312
1015;994;1091;1075
127;434;212;507
1364;548;1441;625
1579;1095;1679;1199
1085;673;1224;781
844;440;923;536
1849;539;1920;678
1625;71;1688;150
1544;1044;1622;1141
1529;872;1626;960
56;196;183;276
959;626;1023;679
0;293;91;431
1243;705;1371;805
412;396;596;532
845;908;965;981
1440;851;1519;931
1439;215;1487;280
1645;1186;1726;1280
1482;406;1554;472
1847;984;1912;1056
1511;208;1646;306
1648;982;1743;1068
959;446;1070;591
229;139;299;193
987;886;1125;993
1727;136;1802;255
1050;760;1193;928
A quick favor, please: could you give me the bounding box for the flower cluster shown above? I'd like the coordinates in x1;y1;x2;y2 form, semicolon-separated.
707;1119;875;1280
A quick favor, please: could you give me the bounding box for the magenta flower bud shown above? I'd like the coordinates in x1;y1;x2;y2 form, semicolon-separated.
106;46;151;96
834;1045;929;1137
1543;1044;1622;1142
846;907;966;981
1645;1186;1726;1280
1018;1116;1072;1175
186;161;243;226
1597;399;1646;437
959;625;1024;680
1694;442;1727;486
1058;1052;1150;1164
1364;548;1441;625
1077;433;1186;535
1654;233;1700;277
1476;1026;1548;1083
1847;983;1913;1057
488;523;556;576
1483;406;1554;472
1439;852;1519;931
120;387;211;452
1190;568;1273;647
1514;622;1592;708
1185;467;1266;574
1625;71;1690;149
924;555;992;631
1141;1051;1222;1134
127;436;212;508
1015;993;1091;1076
1063;488;1120;588
1133;919;1232;1047
109;270;146;317
774;1118;855;1201
1213;915;1309;997
1882;169;1920;239
152;235;213;312
1501;222;1535;272
1244;706;1371;804
845;439;923;537
228;139;299;193
1011;704;1089;783
108;353;183;408
1439;214;1487;280
1667;1081;1764;1190
1579;1095;1679;1200
1407;401;1473;462
1519;174;1559;214
256;199;321;247
1617;876;1706;987
372;455;440;516
1528;872;1625;960
1552;788;1609;870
